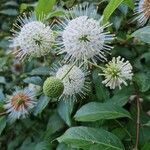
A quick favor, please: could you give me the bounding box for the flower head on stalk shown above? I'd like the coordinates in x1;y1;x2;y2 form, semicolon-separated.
10;13;55;61
99;56;133;89
56;3;114;64
134;0;150;26
51;63;90;101
4;88;36;122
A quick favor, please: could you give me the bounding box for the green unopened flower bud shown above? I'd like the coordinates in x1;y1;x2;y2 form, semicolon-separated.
43;77;64;98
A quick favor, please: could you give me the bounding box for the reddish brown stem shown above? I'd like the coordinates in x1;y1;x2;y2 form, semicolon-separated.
134;95;140;150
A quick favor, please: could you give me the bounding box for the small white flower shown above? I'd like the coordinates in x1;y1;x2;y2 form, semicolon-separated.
56;3;114;63
134;0;150;26
52;64;90;101
100;56;133;89
11;13;55;60
4;88;36;121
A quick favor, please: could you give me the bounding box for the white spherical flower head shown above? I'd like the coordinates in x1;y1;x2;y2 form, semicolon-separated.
56;65;90;100
4;88;36;122
11;14;54;60
134;0;150;26
100;56;133;89
57;4;114;63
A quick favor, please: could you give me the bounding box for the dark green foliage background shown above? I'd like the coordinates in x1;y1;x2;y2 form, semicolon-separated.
0;0;150;150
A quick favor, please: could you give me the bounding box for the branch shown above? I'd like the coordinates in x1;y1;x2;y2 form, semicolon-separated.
134;94;140;150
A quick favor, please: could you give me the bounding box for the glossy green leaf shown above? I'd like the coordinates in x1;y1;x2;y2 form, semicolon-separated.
58;100;74;126
103;0;124;23
34;141;52;150
74;102;131;122
23;76;43;86
92;69;109;102
134;73;150;92
35;0;56;20
123;0;134;9
57;126;125;150
0;9;18;16
132;26;150;44
30;67;51;76
0;76;6;84
57;143;78;150
34;96;50;115
46;10;65;20
0;116;6;135
45;112;65;137
144;121;150;127
106;86;133;106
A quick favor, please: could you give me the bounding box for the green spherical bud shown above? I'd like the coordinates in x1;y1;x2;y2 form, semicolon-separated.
43;77;64;98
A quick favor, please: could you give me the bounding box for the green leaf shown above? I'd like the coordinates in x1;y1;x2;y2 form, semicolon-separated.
45;112;65;138
132;26;150;44
34;96;50;115
0;9;18;16
0;76;6;84
106;86;133;106
23;76;43;86
92;69;109;102
142;142;150;150
8;135;26;150
0;116;6;135
34;141;52;150
103;0;124;23
57;126;125;150
57;143;78;150
58;100;74;126
0;57;8;68
35;0;56;20
4;1;18;7
46;10;65;20
74;102;131;122
123;0;134;9
0;89;5;101
30;67;51;76
112;128;127;140
134;73;150;92
144;121;150;127
127;105;150;146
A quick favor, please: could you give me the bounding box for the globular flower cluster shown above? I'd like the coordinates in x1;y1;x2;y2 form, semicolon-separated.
134;0;150;26
100;56;133;89
4;88;36;122
11;14;54;60
7;2;136;121
56;4;114;63
57;16;114;63
55;65;90;101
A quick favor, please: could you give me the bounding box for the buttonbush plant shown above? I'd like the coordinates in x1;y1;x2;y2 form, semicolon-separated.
0;0;150;150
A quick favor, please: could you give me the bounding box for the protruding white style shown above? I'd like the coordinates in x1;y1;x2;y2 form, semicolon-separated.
11;13;55;60
134;0;150;26
52;64;90;101
100;56;133;89
56;3;114;64
4;88;36;121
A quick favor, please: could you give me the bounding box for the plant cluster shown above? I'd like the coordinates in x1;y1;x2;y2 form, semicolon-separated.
0;0;150;150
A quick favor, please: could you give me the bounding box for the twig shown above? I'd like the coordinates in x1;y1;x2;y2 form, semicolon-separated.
87;61;103;70
61;61;76;80
134;94;140;150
